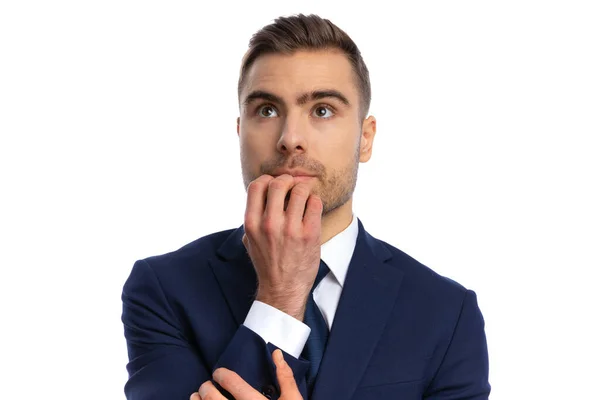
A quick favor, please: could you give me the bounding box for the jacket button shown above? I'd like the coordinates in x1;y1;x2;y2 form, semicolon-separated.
261;384;276;399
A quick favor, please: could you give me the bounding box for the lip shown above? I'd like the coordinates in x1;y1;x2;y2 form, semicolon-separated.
271;169;317;178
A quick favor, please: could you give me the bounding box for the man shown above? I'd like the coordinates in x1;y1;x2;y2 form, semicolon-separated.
121;13;491;400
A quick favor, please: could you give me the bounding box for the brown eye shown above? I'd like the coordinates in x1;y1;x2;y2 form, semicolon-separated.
313;106;333;118
258;105;278;118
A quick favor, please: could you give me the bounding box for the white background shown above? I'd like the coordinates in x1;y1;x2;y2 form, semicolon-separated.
1;1;599;399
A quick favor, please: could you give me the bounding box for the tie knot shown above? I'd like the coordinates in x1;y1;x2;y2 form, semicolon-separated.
311;260;330;292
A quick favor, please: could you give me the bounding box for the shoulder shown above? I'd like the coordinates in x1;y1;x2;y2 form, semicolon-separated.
135;227;239;275
367;234;485;340
370;233;470;303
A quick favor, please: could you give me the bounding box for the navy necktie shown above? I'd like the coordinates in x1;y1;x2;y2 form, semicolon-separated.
301;260;330;395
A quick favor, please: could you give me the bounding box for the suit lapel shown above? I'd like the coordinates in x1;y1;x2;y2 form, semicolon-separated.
312;219;404;400
208;225;258;325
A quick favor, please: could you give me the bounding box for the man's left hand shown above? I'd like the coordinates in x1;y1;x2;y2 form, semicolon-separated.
190;349;302;400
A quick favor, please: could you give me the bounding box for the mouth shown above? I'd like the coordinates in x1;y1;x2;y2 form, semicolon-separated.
289;175;316;184
271;169;317;178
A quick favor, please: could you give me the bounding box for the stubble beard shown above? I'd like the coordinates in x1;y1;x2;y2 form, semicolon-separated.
241;147;360;217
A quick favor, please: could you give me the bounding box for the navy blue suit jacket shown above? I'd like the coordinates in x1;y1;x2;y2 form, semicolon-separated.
122;219;491;399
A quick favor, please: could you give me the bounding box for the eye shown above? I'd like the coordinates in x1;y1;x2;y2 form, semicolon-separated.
313;105;334;119
257;105;279;118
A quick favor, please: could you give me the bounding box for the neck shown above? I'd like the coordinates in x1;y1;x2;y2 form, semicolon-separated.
320;198;354;245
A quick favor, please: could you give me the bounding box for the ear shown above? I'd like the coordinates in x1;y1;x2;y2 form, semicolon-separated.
237;117;240;137
359;115;377;162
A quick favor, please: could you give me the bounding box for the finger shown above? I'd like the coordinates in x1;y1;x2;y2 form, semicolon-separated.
303;194;323;234
245;175;274;232
213;368;263;400
190;392;201;400
285;182;313;227
264;174;295;218
242;233;249;250
273;349;301;397
198;380;225;399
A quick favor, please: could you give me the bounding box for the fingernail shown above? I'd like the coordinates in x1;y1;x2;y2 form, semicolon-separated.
213;368;223;383
199;383;209;397
274;349;284;365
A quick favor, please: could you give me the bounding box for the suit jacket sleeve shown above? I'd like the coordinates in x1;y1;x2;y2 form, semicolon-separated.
424;290;492;399
122;260;209;399
122;259;310;400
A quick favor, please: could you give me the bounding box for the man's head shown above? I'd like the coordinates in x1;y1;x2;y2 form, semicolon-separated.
237;14;376;216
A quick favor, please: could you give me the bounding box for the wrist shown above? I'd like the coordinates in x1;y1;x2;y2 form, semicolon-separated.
256;288;308;321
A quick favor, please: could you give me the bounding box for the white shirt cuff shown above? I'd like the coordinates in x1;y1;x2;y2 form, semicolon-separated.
243;300;311;358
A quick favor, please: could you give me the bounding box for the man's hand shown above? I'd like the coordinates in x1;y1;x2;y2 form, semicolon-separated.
243;174;323;320
190;349;303;400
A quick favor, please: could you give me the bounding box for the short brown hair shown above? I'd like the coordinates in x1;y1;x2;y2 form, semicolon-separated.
238;14;371;118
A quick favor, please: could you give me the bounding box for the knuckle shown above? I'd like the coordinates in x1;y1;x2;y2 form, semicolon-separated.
261;217;276;234
244;225;257;240
244;214;258;229
283;223;298;238
279;365;294;379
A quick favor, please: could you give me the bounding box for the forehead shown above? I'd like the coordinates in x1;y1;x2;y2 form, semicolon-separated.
242;50;359;104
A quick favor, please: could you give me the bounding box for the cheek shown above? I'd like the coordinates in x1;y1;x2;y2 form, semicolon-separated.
324;138;358;165
319;120;360;150
241;120;279;147
240;129;274;168
242;135;270;160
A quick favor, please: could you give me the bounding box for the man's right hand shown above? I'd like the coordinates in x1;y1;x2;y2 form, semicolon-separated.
191;349;303;400
242;174;323;321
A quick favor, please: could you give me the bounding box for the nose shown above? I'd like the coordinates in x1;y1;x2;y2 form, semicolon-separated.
277;114;308;156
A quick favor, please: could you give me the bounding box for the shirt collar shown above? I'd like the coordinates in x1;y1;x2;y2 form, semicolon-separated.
320;213;359;287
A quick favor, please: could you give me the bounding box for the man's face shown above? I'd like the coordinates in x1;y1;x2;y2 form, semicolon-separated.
237;50;375;215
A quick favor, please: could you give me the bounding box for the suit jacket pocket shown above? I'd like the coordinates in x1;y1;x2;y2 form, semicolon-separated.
357;355;432;388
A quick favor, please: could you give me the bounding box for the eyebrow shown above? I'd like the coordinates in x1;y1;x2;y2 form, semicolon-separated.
242;89;351;108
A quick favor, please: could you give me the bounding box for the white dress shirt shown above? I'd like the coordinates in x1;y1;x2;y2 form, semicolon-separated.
243;214;359;358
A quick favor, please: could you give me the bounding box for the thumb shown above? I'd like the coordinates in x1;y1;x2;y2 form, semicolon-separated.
273;349;301;399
